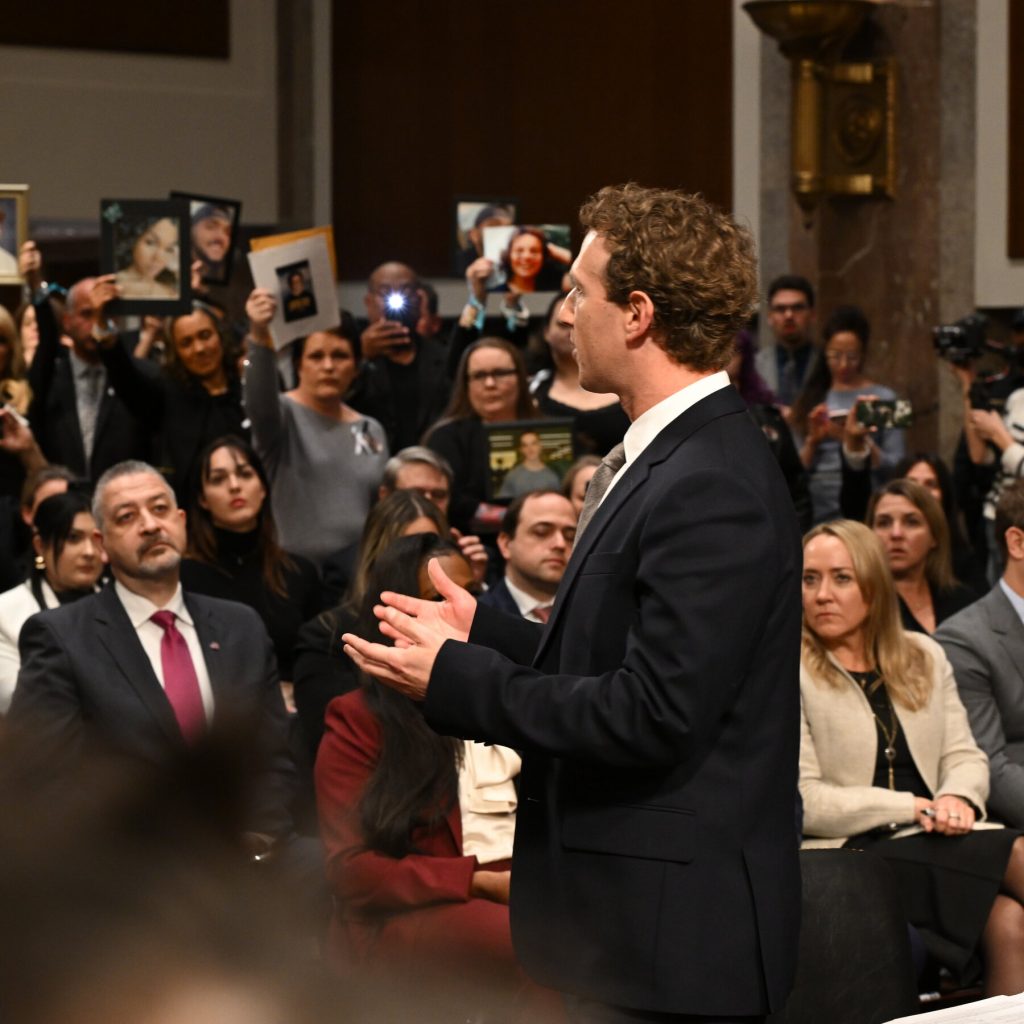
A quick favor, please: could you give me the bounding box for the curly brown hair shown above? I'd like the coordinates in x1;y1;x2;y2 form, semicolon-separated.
578;183;758;370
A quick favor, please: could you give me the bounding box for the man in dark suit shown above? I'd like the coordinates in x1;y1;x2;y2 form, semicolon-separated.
937;480;1024;827
10;460;294;840
479;490;577;623
28;278;150;483
344;185;802;1022
348;261;451;452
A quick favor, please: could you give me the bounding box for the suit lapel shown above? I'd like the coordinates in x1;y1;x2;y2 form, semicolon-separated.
185;593;227;708
987;588;1024;692
533;386;747;666
93;586;181;743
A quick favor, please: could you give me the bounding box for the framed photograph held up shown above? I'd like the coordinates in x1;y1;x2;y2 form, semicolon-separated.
481;223;572;293
0;185;29;285
170;191;242;286
100;198;191;315
247;231;339;349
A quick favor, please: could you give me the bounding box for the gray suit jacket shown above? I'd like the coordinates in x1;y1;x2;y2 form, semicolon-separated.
9;583;295;836
935;585;1024;827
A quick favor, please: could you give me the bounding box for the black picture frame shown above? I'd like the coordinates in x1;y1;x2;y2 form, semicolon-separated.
100;198;191;315
170;190;242;286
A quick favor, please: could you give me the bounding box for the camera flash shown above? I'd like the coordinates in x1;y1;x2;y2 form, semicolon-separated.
386;292;406;313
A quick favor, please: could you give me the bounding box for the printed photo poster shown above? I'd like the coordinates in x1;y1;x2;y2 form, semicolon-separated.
484;418;574;500
247;232;339;349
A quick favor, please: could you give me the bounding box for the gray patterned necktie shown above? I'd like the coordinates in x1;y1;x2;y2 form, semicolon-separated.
574;442;627;543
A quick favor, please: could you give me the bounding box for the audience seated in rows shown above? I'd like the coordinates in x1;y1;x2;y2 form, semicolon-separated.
799;519;1024;996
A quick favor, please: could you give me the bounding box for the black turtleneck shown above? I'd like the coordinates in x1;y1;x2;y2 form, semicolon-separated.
180;527;323;679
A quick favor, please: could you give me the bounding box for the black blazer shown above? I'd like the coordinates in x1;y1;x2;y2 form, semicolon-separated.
10;584;295;836
98;341;248;501
347;334;451;452
28;300;150;481
425;385;803;1015
477;577;521;617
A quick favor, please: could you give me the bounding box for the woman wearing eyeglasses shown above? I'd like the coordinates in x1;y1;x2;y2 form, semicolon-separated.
423;338;538;537
791;305;906;522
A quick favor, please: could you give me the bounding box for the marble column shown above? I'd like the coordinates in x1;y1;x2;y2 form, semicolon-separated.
758;0;976;459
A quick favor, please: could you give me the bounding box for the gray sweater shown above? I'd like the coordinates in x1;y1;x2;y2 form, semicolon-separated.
244;345;388;566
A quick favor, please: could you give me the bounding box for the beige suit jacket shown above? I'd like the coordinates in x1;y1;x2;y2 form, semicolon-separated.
800;632;989;848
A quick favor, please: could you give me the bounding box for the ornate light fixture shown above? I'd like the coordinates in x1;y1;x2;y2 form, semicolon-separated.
743;1;896;217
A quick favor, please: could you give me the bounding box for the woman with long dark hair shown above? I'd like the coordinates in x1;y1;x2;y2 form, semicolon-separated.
791;305;905;522
292;489;446;758
180;435;322;681
0;489;101;708
867;479;977;635
315;533;556;1016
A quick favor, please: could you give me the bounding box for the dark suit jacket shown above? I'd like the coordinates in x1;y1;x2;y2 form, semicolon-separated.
10;583;294;836
28;299;151;482
936;584;1024;827
425;384;803;1015
478;578;521;618
347;334;451;453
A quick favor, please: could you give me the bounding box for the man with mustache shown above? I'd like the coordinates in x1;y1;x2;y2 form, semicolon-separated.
9;460;295;843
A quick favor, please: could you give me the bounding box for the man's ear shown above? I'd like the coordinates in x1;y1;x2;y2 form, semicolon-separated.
93;529;110;566
1007;526;1024;561
624;290;656;345
496;532;512;560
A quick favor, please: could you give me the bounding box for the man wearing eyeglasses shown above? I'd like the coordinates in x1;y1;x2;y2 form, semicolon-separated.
755;274;817;408
349;261;452;451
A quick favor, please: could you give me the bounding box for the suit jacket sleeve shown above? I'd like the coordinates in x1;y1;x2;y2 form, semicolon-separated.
98;340;165;429
426;467;787;767
244;345;286;458
469;603;542;665
9;612;85;754
26;299;60;434
937;609;1024;826
314;695;477;913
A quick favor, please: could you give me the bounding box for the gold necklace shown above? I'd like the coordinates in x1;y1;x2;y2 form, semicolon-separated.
854;670;899;790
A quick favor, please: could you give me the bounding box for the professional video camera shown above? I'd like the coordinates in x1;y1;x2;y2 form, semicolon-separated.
933;312;1024;410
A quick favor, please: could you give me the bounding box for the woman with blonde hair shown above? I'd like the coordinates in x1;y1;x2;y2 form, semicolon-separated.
800;518;1024;994
867;478;975;634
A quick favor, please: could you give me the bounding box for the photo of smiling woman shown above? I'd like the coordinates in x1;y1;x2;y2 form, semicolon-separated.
491;226;569;294
114;215;181;300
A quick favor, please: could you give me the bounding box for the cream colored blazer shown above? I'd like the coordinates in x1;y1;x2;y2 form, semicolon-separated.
800;631;989;849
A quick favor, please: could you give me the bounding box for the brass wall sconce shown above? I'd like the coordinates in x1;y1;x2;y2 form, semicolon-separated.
743;1;896;218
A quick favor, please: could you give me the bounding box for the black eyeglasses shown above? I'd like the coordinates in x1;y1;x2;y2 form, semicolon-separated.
467;368;517;384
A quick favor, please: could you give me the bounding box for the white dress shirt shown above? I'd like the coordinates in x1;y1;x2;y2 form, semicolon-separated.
1000;577;1024;629
502;576;555;623
601;371;731;505
114;581;214;722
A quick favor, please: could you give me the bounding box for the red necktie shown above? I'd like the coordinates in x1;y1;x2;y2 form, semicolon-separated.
533;605;553;624
151;610;205;742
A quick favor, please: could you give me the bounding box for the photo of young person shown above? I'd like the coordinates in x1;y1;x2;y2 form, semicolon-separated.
278;261;318;323
454;199;516;274
482;224;572;293
113;215;181;300
0;199;19;278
